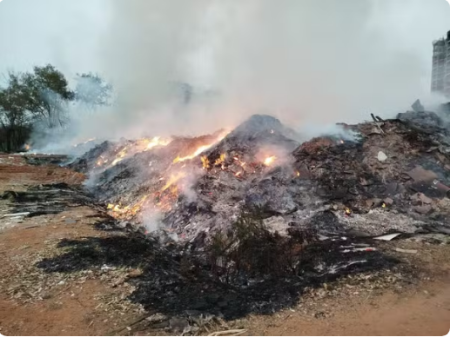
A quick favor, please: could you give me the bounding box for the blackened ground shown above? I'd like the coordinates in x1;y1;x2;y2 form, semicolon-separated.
36;221;399;320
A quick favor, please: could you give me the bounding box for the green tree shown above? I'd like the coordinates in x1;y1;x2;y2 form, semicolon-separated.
0;64;74;151
0;73;34;151
22;65;74;127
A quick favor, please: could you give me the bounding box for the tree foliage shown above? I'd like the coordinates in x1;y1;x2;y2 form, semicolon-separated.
0;65;74;128
0;73;34;151
0;64;112;152
0;73;32;127
0;64;75;151
24;65;75;127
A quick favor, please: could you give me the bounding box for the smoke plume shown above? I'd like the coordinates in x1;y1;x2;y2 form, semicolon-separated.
96;0;449;139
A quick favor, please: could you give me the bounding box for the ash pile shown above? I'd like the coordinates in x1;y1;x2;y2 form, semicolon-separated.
63;103;450;319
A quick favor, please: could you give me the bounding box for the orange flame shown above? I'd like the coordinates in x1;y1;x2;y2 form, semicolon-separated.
112;147;128;166
214;153;227;166
173;130;228;164
173;144;213;163
146;136;171;150
107;203;130;214
96;155;109;167
264;156;276;166
201;156;210;169
161;172;186;192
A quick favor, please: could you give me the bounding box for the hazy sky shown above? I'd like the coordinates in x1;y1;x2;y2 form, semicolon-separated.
0;0;109;77
0;0;449;140
0;0;448;80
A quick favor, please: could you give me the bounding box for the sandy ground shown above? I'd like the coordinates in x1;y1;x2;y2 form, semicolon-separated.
0;154;449;336
247;280;450;336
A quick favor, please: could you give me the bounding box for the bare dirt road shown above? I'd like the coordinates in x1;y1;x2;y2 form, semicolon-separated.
0;154;449;336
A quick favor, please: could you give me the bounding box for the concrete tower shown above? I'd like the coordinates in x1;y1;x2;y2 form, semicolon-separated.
431;30;450;98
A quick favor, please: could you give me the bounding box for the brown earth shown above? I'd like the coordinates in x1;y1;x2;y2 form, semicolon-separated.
0;154;85;193
0;153;449;336
247;279;450;336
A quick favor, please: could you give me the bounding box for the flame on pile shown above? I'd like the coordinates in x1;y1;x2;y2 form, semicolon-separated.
107;195;152;219
24;144;31;151
173;144;213;164
154;171;188;212
96;155;108;167
296;171;300;177
128;195;149;215
99;136;170;169
161;172;186;192
112;147;128;166
146;136;171;150
107;203;128;214
173;130;228;164
215;153;226;166
106;131;232;219
264;156;277;166
201;156;210;169
156;185;179;212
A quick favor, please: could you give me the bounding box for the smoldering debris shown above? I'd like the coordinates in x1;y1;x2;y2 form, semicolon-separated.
28;106;450;327
70;110;450;242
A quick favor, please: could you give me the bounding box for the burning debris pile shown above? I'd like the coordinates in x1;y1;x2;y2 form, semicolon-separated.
69;115;304;238
18;105;449;323
70;110;450;242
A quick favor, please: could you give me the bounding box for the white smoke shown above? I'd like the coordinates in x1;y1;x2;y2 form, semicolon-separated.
2;0;449;150
297;124;360;143
96;0;450;138
140;209;162;233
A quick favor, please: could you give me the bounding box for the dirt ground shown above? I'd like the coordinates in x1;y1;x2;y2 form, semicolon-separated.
247;280;450;336
0;154;449;336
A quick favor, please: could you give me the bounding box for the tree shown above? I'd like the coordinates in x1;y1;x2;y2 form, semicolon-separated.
74;73;112;109
22;65;75;127
0;64;74;151
0;73;34;151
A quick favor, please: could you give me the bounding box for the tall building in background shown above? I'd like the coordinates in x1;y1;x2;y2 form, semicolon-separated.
431;31;450;98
